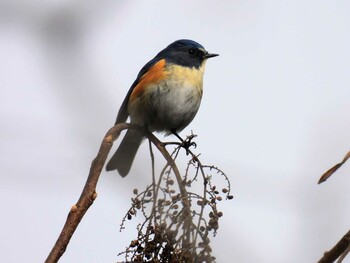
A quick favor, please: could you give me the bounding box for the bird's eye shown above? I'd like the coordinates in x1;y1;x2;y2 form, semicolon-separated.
188;48;196;55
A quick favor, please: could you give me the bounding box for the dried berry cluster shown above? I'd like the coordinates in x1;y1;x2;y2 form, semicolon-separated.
118;142;232;263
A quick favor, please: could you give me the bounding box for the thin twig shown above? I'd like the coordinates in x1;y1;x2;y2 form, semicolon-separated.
318;151;350;184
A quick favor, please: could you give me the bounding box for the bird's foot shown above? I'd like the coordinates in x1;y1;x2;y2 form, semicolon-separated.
181;134;197;155
171;130;198;155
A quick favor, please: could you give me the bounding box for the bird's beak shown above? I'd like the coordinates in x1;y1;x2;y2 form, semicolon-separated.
204;52;219;59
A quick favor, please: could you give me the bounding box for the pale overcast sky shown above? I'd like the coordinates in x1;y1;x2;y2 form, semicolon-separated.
1;1;350;262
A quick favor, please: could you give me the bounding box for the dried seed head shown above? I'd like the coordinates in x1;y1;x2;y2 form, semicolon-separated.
167;179;174;185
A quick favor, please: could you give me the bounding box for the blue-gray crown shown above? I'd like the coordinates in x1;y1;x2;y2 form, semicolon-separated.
155;39;217;68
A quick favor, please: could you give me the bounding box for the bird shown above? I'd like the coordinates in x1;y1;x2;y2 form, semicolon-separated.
106;39;218;177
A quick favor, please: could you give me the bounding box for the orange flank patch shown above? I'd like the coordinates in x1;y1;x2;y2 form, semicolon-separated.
130;59;167;99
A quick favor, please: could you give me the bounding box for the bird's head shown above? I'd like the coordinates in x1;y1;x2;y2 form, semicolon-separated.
157;39;218;69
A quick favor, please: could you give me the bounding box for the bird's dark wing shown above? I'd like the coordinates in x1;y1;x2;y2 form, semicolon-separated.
114;57;163;124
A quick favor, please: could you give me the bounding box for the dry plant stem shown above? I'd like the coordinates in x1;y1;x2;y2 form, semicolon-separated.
194;159;208;245
149;140;157;226
145;132;193;242
164;143;212;246
318;230;350;263
142;140;157;262
45;123;140;263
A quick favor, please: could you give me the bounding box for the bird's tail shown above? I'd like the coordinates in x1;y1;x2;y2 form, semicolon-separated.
106;129;144;177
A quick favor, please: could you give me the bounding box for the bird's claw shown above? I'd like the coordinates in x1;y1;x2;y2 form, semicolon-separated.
181;135;197;155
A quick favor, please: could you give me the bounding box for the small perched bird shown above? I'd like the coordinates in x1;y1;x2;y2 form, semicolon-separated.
106;39;218;177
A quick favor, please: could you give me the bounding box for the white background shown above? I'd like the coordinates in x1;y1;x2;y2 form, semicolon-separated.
1;1;350;262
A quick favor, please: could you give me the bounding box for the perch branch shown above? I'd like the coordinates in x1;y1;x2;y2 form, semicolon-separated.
45;123;142;263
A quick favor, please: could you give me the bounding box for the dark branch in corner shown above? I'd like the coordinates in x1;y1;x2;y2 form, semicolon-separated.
318;230;350;263
317;151;350;263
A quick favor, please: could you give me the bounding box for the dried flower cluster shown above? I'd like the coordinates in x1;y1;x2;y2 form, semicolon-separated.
118;138;232;263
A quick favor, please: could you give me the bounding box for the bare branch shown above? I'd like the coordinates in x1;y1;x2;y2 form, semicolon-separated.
45;123;142;263
318;230;350;263
318;151;350;184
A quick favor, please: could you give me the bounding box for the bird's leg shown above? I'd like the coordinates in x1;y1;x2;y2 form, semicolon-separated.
171;130;197;155
172;130;184;142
